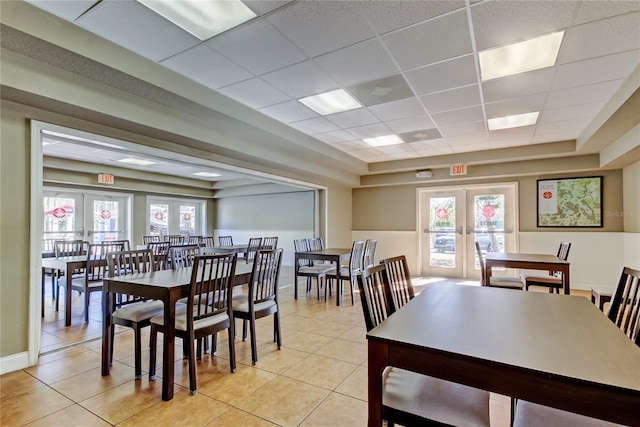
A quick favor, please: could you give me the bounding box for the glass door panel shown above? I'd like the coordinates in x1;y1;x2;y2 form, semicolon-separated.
43;192;83;241
149;204;169;237
179;205;196;236
421;190;464;277
86;194;129;243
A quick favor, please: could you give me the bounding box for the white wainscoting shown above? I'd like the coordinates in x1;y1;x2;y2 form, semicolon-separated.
0;351;29;375
214;229;314;267
353;230;634;291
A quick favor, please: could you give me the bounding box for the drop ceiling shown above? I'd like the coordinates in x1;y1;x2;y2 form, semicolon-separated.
26;0;640;166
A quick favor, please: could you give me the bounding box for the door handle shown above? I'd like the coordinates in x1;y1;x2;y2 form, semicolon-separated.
465;226;473;236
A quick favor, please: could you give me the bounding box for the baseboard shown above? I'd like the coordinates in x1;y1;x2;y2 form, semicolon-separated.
0;351;29;375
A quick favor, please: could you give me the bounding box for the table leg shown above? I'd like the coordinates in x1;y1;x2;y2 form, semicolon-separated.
162;295;176;401
294;254;299;300
367;340;387;427
563;266;570;295
65;265;73;326
101;289;113;376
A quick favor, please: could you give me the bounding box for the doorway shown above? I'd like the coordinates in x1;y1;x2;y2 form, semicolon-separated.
418;183;518;280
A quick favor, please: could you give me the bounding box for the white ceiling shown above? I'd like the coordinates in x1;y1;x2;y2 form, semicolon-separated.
27;0;640;166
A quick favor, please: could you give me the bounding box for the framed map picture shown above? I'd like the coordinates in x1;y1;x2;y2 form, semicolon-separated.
537;176;603;227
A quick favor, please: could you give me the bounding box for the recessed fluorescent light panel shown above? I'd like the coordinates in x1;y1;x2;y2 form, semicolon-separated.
193;172;221;177
137;0;257;41
488;112;539;131
118;158;157;166
298;89;362;116
363;135;404;147
479;31;565;81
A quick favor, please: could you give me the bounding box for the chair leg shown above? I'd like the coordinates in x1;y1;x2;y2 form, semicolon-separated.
242;319;248;341
134;325;143;379
196;338;202;361
274;311;282;350
349;278;355;305
211;333;218;355
110;324;115;367
187;332;197;395
55;282;60;312
84;289;90;323
149;325;158;380
228;323;236;373
249;314;258;365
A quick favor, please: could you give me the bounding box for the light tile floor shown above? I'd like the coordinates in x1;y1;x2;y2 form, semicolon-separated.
3;267;591;426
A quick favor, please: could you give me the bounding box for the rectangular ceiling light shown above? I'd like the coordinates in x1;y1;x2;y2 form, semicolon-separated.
193;171;221;177
363;135;404;147
479;31;565;81
118;158;157;166
137;0;257;41
488;112;539;131
299;89;362;116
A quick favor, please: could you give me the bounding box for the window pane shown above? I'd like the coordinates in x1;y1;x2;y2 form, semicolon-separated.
150;204;168;236
93;200;119;243
43;197;76;240
430;196;456;269
180;205;196;236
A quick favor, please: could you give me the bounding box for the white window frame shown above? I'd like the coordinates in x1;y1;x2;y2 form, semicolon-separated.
146;195;206;237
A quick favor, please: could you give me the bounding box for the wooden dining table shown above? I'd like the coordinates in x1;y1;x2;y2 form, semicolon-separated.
294;248;351;305
101;262;253;401
485;252;570;294
366;284;640;426
41;255;87;326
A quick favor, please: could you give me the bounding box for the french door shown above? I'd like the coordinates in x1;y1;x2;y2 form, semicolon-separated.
418;184;517;279
43;188;131;244
147;196;205;238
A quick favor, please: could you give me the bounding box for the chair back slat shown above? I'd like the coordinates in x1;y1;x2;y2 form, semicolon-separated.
108;239;131;251
170;245;200;269
166;235;185;245
263;237;278;250
249;249;283;305
147;241;171;270
107;249;155;306
349;240;367;275
246;237;263;264
186;235;201;245
294;238;312;267
55;239;86;257
86;242;125;281
143;235;161;244
363;239;378;268
200;236;215;247
218;236;233;246
476;241;488;285
308;237;324;251
357;264;391;331
190;253;237;320
382;255;414;313
608;267;640;346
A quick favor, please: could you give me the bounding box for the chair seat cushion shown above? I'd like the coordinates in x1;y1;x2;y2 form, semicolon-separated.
232;296;277;314
590;285;613;297
520;273;562;285
488;277;524;290
383;367;490;427
513;400;623;427
150;310;229;332
113;300;165;322
298;266;332;275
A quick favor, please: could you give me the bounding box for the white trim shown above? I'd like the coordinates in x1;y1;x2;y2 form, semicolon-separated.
0;352;30;374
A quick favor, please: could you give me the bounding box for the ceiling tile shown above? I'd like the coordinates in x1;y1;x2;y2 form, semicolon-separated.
431;106;485;127
440;121;487;138
386;115;436;133
382;10;472;70
364;0;466;35
488;126;535;141
334;140;374;152
488;138;533;149
572;1;640;25
217;78;290;109
411;140;454;156
471;0;577;50
444;133;489;146
398;128;442;144
206;20;306;75
259;100;318;123
161;45;253;89
375;144;416;154
289;117;339;134
347;123;393;139
545;80;624;109
538;102;605;124
559;12;640;64
482;68;555;103
265;0;375;57
314;39;399;87
484;94;547;118
314;130;356;144
405;55;478;95
369;97;425;122
75;0;200;62
244;0;292;16
325;108;379;129
347;148;391;162
552;50;640;90
421;85;481;113
347;74;414;107
25;0;95;21
532;132;578;144
261;60;338;98
451;141;492;152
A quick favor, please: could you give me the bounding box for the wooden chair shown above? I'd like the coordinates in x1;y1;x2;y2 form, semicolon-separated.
149;253;238;394
262;236;278;249
327;240;366;305
53;240;88;311
200;236;215;247
109;239;131;251
476;242;523;290
186;235;201;245
381;255;414;312
165;235;184;245
147;241;171;270
73;242;124;322
245;237;263;264
170;245;200;269
218;235;233;246
233;249;283;365
142;235;160;244
356;264;491;427
294;238;332;300
513;400;623;427
363;239;378;269
520;241;571;293
106;249;164;379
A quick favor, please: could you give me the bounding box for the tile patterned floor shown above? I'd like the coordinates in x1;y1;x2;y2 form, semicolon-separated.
3;267;584;426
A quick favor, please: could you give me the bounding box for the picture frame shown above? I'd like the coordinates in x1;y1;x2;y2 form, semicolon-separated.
537;176;603;227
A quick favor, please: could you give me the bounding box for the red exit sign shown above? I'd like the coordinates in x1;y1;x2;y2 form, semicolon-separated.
98;173;114;184
450;163;467;176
